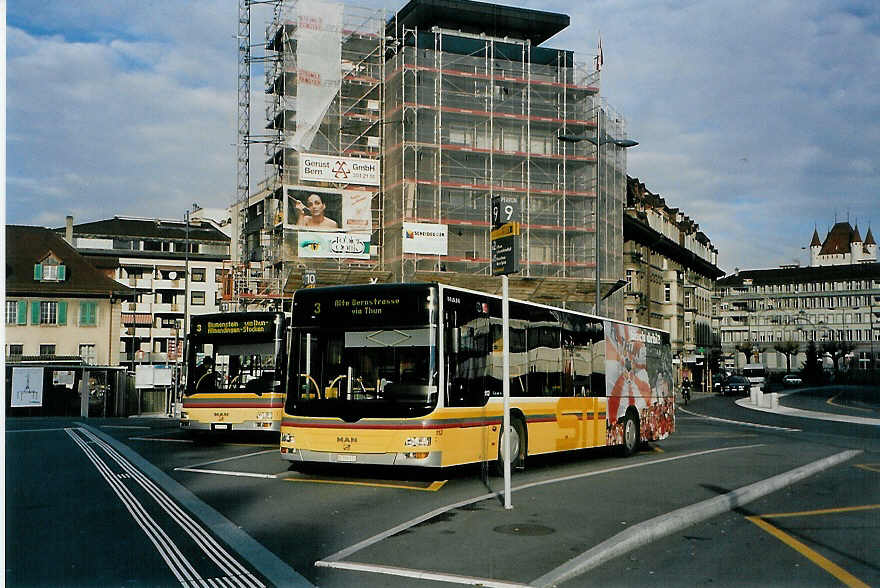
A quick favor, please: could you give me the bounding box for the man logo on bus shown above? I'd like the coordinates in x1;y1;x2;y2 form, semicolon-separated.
332;161;350;179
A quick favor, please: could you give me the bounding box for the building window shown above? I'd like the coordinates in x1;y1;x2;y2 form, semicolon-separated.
79;302;98;326
40;301;58;324
6;301;18;324
39;344;56;356
664;283;671;303
79;344;97;365
8;344;23;356
191;268;206;282
191;291;206;306
34;260;66;282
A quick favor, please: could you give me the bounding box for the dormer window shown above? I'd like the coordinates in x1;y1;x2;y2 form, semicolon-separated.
34;254;66;282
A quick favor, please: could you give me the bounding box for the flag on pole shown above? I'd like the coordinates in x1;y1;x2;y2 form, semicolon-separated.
595;34;604;71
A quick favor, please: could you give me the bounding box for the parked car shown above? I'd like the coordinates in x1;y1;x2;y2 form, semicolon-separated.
720;375;751;396
782;374;803;387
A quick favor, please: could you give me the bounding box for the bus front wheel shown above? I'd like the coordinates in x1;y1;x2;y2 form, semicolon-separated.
620;411;640;457
495;417;526;475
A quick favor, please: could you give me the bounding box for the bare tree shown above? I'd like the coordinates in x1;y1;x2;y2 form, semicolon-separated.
820;340;856;374
773;340;800;374
735;341;762;365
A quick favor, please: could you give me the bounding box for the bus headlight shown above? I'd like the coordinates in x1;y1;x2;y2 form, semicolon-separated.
281;433;295;443
405;436;432;447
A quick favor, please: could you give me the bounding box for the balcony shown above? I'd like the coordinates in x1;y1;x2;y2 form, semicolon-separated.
123;302;153;313
152;303;182;314
154;279;184;290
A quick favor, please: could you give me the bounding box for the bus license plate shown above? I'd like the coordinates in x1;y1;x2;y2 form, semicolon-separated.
337;455;356;463
212;423;230;431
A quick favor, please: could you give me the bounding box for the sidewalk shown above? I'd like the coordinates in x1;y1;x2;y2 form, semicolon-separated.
735;392;880;426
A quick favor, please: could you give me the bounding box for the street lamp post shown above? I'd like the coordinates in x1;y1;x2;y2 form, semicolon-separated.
559;111;637;316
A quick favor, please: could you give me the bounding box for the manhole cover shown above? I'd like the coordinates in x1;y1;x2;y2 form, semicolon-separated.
493;524;555;536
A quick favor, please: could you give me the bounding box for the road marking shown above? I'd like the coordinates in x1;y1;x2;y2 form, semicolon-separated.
746;515;870;588
679;406;801;431
319;444;765;567
855;463;880;473
130;437;195;443
71;427;266;587
826;394;873;412
175;468;282;480
317;561;527;587
530;450;861;588
75;423;312;587
759;503;880;519
101;425;152;430
285;477;447;492
6;427;72;433
178;449;278;470
673;433;759;439
66;428;206;587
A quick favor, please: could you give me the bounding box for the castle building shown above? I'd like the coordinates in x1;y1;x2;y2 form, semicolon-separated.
717;222;880;373
810;222;877;266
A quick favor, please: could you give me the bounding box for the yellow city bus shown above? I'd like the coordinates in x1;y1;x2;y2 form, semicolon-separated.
181;312;287;433
279;283;674;469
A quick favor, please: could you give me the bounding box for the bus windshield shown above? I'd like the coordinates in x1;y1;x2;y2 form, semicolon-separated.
288;327;438;419
189;341;277;395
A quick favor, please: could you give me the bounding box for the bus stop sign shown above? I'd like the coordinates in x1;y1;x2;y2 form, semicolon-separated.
491;195;521;276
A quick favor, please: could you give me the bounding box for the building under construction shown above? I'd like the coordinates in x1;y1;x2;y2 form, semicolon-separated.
233;0;633;316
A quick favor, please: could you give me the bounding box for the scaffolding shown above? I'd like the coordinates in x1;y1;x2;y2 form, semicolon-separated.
234;0;631;316
263;0;387;283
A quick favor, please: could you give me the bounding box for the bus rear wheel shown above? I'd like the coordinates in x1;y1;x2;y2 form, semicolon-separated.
619;412;640;457
494;417;526;475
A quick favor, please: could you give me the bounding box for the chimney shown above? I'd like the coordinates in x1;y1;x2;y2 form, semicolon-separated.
65;215;74;245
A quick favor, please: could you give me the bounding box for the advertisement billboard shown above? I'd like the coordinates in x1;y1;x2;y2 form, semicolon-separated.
284;186;372;232
299;154;380;186
297;232;372;259
402;222;448;255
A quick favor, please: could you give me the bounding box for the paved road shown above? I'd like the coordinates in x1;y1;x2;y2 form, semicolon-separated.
6;390;879;587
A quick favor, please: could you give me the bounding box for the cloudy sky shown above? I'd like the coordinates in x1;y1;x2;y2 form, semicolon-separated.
6;0;878;273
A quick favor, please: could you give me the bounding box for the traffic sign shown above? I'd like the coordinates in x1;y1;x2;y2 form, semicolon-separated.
492;235;520;276
491;195;521;276
302;270;317;289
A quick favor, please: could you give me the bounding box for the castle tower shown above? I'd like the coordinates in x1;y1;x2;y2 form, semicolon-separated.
865;227;877;262
809;227;821;266
851;224;863;263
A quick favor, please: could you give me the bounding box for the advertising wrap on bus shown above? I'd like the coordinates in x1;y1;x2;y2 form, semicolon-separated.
604;323;675;446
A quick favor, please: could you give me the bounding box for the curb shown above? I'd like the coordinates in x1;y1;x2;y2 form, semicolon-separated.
529;449;862;588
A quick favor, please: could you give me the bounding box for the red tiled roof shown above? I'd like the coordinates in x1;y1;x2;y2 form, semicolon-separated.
818;222;857;256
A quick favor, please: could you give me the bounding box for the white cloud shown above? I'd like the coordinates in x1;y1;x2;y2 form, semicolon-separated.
6;0;879;274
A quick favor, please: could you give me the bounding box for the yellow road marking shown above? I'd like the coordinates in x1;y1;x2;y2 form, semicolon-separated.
855;463;880;473
746;516;870;588
826;394;872;412
284;477;447;492
759;504;880;519
651;445;664;453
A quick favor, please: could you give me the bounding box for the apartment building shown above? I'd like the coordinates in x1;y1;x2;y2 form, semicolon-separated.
622;177;723;386
234;0;634;317
717;222;880;372
5;225;134;416
59;215;231;369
